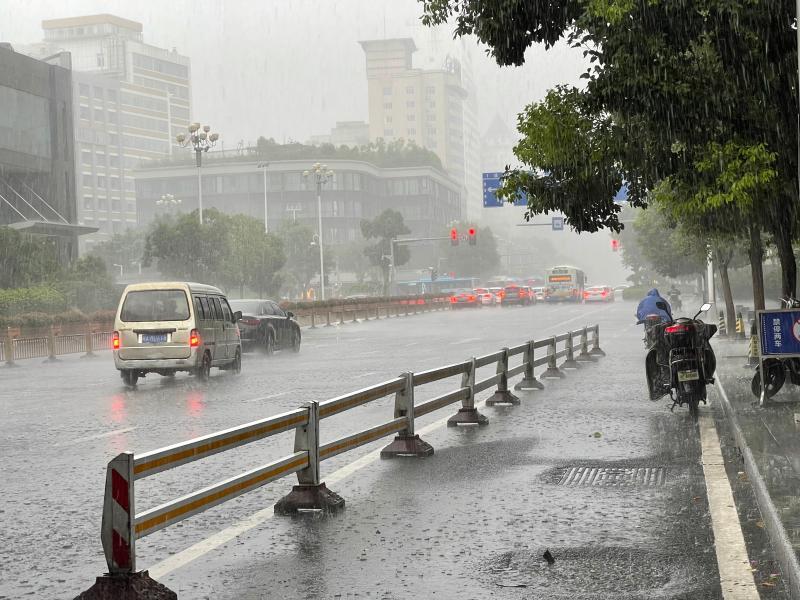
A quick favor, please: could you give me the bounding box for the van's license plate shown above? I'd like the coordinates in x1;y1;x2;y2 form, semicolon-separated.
142;333;167;344
678;370;699;382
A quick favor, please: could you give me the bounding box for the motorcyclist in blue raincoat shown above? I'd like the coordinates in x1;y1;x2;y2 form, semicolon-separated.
636;288;673;324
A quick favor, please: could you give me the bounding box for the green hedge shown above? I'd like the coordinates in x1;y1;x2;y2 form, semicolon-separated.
282;293;447;311
0;309;116;330
0;286;66;316
622;286;652;301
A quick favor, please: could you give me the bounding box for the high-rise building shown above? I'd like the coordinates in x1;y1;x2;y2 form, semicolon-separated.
21;14;192;247
359;38;470;218
0;44;94;263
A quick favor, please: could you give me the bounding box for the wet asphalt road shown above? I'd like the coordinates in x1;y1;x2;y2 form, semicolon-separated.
0;300;781;598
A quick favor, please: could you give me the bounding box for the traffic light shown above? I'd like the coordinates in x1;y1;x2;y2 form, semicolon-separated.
468;227;477;246
611;239;620;252
430;267;438;281
450;227;459;246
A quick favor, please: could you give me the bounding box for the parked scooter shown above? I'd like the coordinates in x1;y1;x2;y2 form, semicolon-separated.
751;297;800;398
645;302;717;419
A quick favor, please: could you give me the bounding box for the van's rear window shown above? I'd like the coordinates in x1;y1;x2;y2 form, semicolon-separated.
120;290;190;322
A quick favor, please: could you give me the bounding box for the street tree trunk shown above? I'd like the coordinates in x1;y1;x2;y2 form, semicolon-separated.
715;248;735;335
773;220;797;300
749;223;765;311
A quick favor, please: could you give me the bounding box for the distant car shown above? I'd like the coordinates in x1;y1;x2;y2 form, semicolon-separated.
449;289;481;309
531;287;545;302
489;287;504;305
520;286;536;305
613;284;631;293
229;299;301;354
501;284;529;307
473;287;495;306
584;285;615;303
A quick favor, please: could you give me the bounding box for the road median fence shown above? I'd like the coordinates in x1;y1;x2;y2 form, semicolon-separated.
75;323;604;599
2;296;448;365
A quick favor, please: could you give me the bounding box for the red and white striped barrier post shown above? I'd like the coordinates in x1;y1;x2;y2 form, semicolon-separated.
76;452;176;599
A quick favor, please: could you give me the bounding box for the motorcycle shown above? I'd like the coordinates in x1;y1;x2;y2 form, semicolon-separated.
645;302;717;419
751;297;800;398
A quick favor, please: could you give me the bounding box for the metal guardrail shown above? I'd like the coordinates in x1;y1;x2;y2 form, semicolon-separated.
87;323;604;588
3;327;110;365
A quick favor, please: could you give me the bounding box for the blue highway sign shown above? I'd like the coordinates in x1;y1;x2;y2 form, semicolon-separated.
483;172;527;207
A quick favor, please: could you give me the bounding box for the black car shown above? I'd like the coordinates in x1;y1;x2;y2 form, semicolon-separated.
228;299;301;355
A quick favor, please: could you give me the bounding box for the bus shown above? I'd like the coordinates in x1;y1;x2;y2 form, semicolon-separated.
395;276;480;296
545;266;587;302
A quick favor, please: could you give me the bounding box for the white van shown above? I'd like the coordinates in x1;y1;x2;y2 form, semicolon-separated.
113;282;242;386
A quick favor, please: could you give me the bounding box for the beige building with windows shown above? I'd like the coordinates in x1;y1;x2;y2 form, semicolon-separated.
359;39;469;218
21;14;192;247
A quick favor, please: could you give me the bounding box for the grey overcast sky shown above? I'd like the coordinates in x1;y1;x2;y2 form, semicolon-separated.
0;0;587;150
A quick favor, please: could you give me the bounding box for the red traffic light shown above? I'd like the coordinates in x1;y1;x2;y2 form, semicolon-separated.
468;227;477;246
450;227;459;246
611;239;620;252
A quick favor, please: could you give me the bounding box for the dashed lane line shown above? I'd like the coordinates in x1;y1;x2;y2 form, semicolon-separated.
57;426;137;446
698;411;760;599
147;307;611;580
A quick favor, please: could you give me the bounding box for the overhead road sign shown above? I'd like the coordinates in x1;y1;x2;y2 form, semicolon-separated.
482;172;526;207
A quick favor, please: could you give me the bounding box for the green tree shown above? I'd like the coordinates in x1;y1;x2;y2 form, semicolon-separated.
335;239;372;284
277;220;319;297
361;209;411;295
0;227;60;288
222;214;286;298
143;209;232;285
440;223;501;278
86;229;146;278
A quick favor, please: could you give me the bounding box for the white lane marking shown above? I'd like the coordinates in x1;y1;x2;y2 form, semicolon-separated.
450;337;482;345
147;309;605;578
245;391;294;402
354;371;379;379
698;413;760;599
57;427;137;446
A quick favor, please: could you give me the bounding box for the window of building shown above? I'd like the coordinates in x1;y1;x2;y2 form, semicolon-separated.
126;200;136;212
97;197;108;210
96;54;105;68
427;101;436;109
79;106;90;121
97;175;106;188
124;178;135;191
82;174;93;187
407;114;416;121
425;86;436;96
408;178;419;194
107;89;117;103
83;196;94;209
383;129;394;137
406;100;415;108
95;151;105;166
81;150;92;165
426;114;436;122
110;177;120;190
407;128;416;136
109;154;119;167
383;86;392;95
353;174;362;191
78;83;90;98
93;87;104;100
111;198;121;212
384;115;392;124
383;102;392;110
406;86;415;94
427;127;437;135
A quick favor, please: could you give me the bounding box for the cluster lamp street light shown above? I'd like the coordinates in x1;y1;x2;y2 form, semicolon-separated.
176;123;219;224
156;193;181;207
303;162;334;301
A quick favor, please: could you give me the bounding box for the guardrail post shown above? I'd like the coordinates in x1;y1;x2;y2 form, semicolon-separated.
577;327;596;362
325;308;332;327
44;325;59;363
77;452;176;599
515;340;544;391
487;348;520;405
542;336;565;378
352;306;358;323
562;334;580;369
275;401;344;515
589;324;606;356
339;308;345;326
82;324;96;359
447;357;489;426
381;372;434;458
310;307;317;329
4;327;17;367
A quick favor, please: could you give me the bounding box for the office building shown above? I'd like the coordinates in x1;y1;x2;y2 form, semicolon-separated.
22;14;192;247
0;44;93;263
134;153;462;243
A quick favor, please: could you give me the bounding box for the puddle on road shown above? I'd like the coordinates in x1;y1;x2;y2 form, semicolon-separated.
481;546;714;599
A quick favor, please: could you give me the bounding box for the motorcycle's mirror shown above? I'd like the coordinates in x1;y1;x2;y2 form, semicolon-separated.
693;302;713;320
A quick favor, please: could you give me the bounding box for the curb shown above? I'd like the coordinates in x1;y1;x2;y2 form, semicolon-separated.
715;378;800;598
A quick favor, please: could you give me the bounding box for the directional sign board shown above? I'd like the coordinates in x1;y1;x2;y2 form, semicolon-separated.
758;309;800;355
482;172;527;207
551;216;564;231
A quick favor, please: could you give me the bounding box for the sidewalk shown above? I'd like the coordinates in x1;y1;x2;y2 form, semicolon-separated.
716;338;800;591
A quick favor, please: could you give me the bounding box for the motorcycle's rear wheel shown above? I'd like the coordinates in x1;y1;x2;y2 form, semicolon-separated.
751;359;785;399
687;395;700;420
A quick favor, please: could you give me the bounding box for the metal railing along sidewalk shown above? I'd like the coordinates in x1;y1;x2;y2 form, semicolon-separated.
75;324;605;599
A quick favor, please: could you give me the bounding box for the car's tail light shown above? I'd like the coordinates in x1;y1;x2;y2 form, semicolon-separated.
112;331;120;350
518;291;524;297
583;292;589;299
468;295;476;302
601;290;608;297
189;328;201;347
450;296;457;303
665;324;690;334
241;317;259;326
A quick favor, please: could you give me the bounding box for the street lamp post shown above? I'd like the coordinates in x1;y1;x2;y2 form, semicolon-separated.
156;193;181;214
258;162;269;233
303;162;334;301
176;123;219;224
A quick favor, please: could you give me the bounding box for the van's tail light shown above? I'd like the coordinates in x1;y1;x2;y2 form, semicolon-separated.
189;328;201;348
112;331;120;350
665;324;691;334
